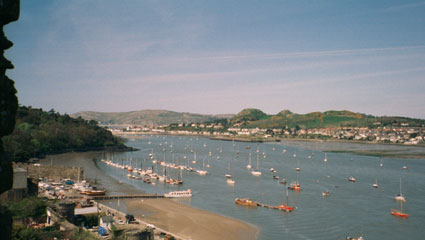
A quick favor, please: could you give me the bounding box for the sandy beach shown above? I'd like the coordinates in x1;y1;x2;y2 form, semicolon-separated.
40;152;259;240
124;198;258;240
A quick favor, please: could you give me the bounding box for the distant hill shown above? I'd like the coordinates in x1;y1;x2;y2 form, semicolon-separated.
230;109;425;129
71;110;234;126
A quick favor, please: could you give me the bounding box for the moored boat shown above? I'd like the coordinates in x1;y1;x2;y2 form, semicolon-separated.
164;189;192;198
235;198;258;207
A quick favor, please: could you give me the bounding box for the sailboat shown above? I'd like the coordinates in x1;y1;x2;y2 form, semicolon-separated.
373;178;378;188
251;150;262;176
394;177;406;202
197;156;208;175
225;162;232;178
323;153;328;163
246;152;252;169
391;181;409;218
391;201;409;218
380;157;383;167
276;189;294;212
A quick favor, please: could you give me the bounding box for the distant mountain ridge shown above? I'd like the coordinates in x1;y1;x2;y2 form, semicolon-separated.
230;108;425;129
71;110;234;127
72;108;425;129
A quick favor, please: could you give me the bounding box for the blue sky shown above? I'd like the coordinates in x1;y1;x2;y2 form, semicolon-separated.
5;0;425;118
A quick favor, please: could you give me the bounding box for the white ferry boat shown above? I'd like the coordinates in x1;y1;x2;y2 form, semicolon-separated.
164;189;192;198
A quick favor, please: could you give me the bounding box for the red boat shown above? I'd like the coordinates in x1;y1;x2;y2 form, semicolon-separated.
277;204;294;212
288;181;300;191
391;209;409;218
277;189;294;212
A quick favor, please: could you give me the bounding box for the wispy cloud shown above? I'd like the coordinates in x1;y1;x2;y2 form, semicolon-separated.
380;1;425;12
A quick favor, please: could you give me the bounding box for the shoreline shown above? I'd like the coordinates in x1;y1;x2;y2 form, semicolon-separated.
40;151;260;240
119;133;425;159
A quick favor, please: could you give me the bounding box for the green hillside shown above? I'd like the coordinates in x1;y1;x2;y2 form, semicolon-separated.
2;106;127;162
231;109;425;129
72;110;234;126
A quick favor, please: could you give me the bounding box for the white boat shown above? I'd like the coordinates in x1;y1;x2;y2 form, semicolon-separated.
164;189;192;198
251;150;262;176
395;177;406;202
323;153;328;162
373;178;378;188
246;152;252;169
226;178;235;185
348;176;356;182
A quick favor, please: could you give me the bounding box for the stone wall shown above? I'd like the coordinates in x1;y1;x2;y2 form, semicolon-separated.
21;163;84;182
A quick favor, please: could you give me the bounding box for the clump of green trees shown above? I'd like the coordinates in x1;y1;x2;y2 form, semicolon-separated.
2;106;126;162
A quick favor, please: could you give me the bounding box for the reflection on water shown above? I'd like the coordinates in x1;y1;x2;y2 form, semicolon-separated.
97;135;425;240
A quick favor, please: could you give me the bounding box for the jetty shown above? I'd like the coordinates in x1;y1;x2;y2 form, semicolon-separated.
90;194;164;200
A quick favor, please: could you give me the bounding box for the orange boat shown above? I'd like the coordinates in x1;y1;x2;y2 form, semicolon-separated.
391;209;409;218
235;198;258;207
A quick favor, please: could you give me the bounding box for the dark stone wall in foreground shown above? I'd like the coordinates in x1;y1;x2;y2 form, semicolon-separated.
0;0;20;239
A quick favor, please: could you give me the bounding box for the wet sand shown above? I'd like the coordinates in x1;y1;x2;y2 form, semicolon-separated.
40;152;259;240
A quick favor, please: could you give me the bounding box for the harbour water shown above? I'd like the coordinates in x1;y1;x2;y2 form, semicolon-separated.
97;135;425;240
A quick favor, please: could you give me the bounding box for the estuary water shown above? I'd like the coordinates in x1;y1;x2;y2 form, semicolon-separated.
97;135;425;240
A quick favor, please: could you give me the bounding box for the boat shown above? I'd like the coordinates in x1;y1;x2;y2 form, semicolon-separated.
225;162;233;178
348;176;356;182
226;178;235;185
380;157;383;167
322;191;330;196
346;237;364;240
273;176;279;180
279;178;287;185
276;189;294;212
402;166;407;170
373;178;378;188
164;189;192;198
394;177;406;202
295;167;300;171
288;181;300;191
246;152;252;169
270;168;277;173
235;198;258;207
323;153;328;163
391;208;409;218
251;150;262;176
84;189;106;196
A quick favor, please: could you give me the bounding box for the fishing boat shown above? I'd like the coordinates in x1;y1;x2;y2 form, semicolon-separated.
235;198;258;207
276;189;294;212
348;176;356;182
164;189;192;198
394;177;406;202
